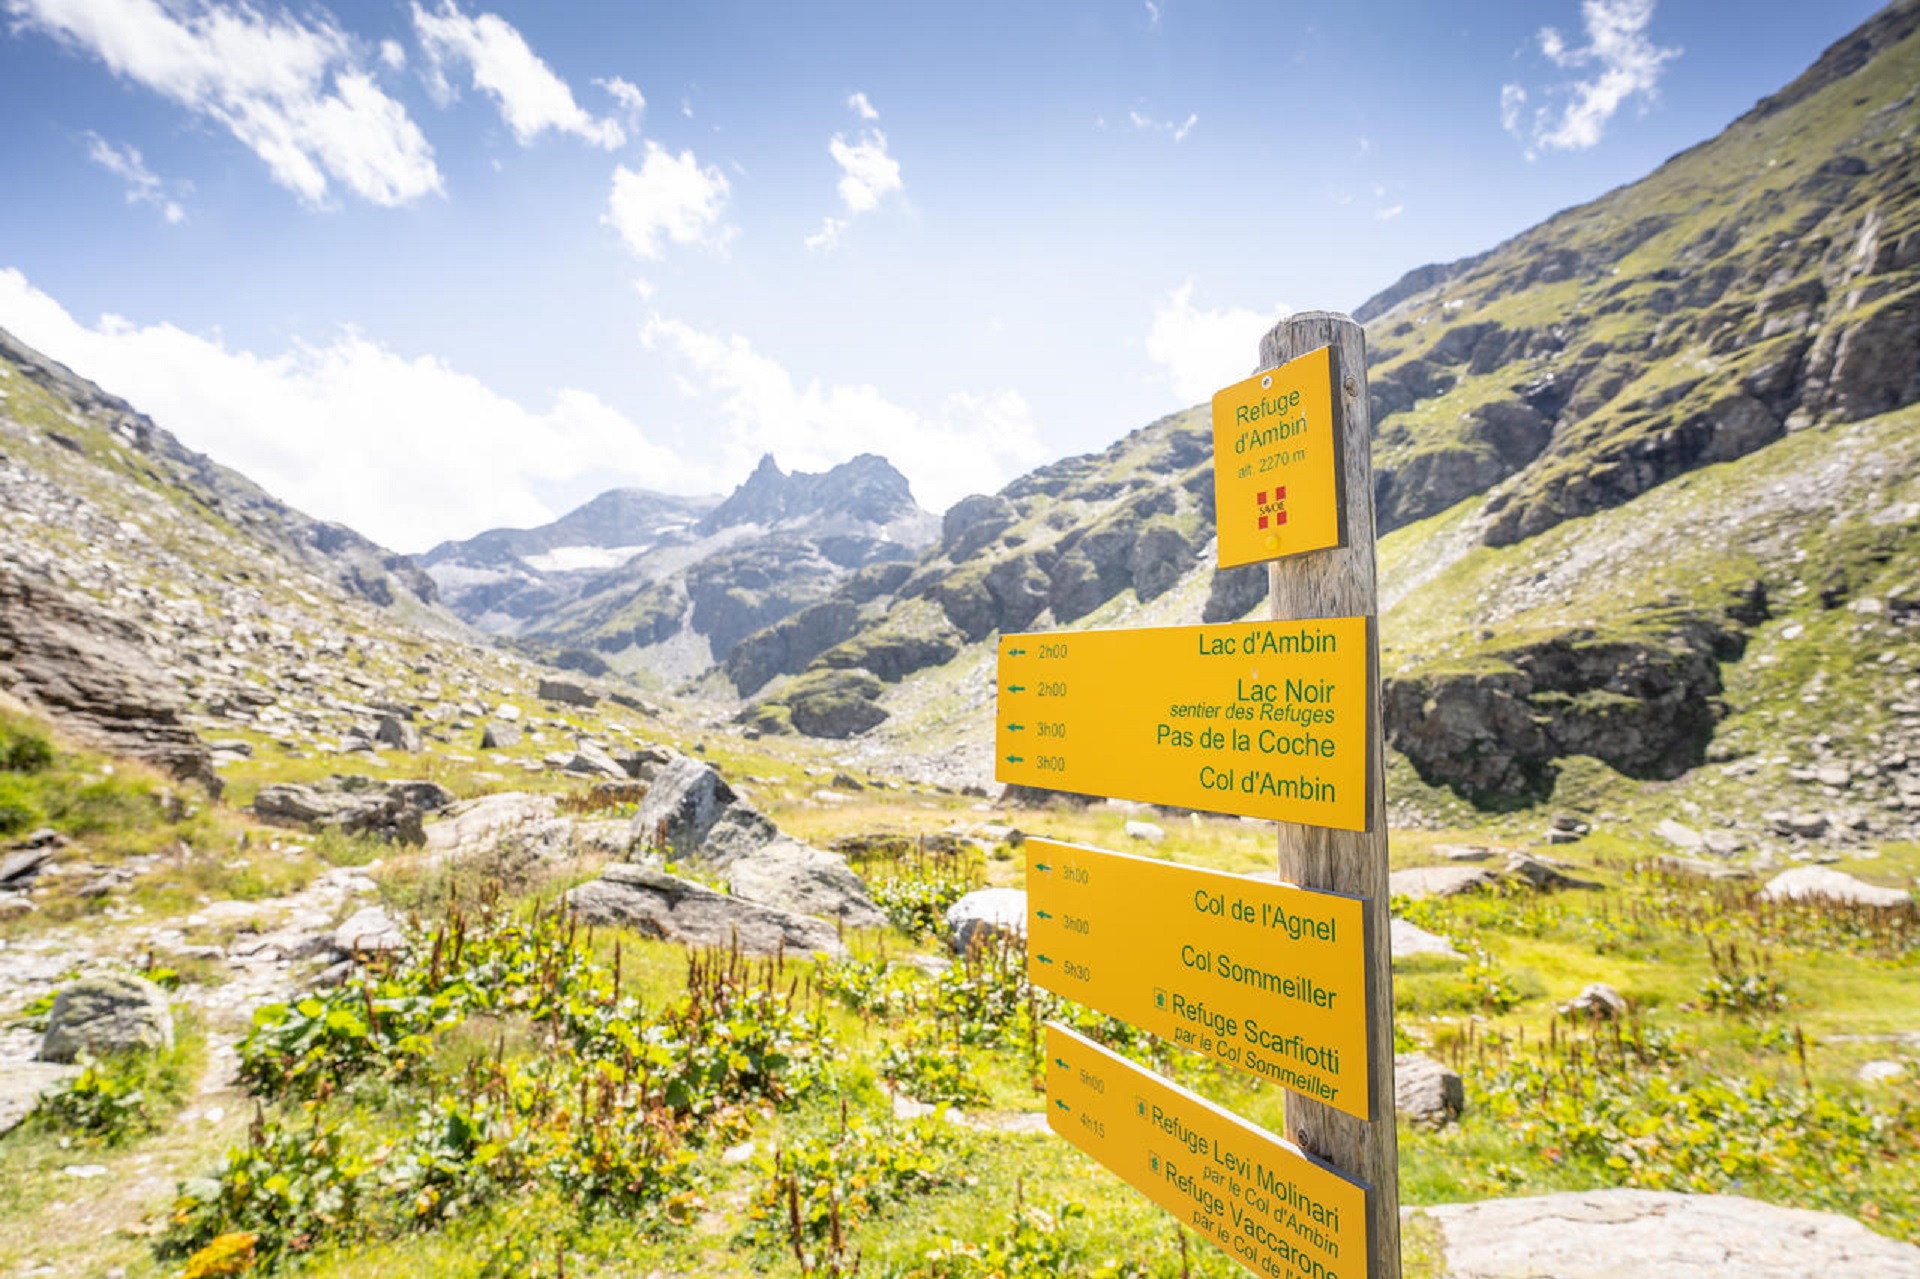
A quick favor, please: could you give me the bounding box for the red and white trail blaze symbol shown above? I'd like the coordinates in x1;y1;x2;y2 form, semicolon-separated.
1256;486;1288;530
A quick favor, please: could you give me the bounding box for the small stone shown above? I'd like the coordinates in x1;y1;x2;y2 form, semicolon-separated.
1506;854;1602;891
1390;918;1464;963
1394;1054;1465;1129
331;905;404;956
495;703;522;722
1654;855;1753;882
1815;764;1852;788
480;720;521;749
1124;820;1166;843
1434;844;1495;862
1759;867;1910;908
374;716;420;752
1560;983;1628;1019
1858;1060;1906;1084
1389;866;1497;899
1654;819;1705;851
946;887;1028;953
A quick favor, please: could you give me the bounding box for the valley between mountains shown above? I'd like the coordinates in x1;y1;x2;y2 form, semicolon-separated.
3;5;1920;1277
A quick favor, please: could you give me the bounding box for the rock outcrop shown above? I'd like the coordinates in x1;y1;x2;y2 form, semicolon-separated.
0;566;218;793
253;776;455;844
1416;1188;1920;1278
565;863;844;956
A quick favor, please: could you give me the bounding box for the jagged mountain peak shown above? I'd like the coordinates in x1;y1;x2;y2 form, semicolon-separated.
698;451;924;535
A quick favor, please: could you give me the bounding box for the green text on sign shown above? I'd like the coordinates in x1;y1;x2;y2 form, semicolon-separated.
1027;837;1369;1119
996;617;1370;831
1046;1022;1367;1279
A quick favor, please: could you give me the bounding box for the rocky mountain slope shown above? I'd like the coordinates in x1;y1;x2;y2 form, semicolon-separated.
0;327;673;804
422;453;938;687
728;1;1920;851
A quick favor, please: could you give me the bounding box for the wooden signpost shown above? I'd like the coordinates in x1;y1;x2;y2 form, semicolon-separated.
996;312;1399;1277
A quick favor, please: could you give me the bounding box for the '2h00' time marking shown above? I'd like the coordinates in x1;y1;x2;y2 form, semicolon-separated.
1256;487;1287;531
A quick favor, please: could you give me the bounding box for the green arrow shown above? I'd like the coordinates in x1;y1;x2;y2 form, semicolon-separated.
1005;684;1026;694
1054;1098;1070;1112
1035;910;1054;921
1006;722;1026;732
1054;1056;1070;1070
1005;754;1025;764
1007;647;1027;657
1034;953;1053;965
1033;862;1051;873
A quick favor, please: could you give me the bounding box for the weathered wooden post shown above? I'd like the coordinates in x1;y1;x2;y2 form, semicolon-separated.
1257;311;1400;1276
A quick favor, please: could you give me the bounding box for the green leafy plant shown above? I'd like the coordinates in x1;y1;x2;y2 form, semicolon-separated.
743;1106;953;1274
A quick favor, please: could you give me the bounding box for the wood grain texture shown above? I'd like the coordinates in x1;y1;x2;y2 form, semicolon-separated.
1256;311;1402;1278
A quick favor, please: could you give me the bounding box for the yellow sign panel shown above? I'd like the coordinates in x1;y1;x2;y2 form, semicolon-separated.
1047;1023;1367;1279
1212;344;1342;569
996;618;1369;831
1027;838;1368;1119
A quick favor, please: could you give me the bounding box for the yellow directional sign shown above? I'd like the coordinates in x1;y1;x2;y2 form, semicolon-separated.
1027;838;1368;1119
1047;1023;1367;1279
1212;344;1342;569
996;617;1369;831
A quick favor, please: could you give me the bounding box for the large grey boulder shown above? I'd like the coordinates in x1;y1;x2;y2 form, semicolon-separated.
253;775;455;844
331;905;404;956
1760;867;1911;908
565;864;843;956
630;754;776;866
1390;918;1465;963
538;677;599;708
945;887;1028;953
1394;1053;1465;1129
425;792;631;872
38;974;174;1063
1415;1189;1920;1278
373;715;420;752
728;839;886;929
1389;865;1497;899
565;739;627;779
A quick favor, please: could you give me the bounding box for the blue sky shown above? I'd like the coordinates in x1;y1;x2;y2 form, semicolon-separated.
0;0;1886;550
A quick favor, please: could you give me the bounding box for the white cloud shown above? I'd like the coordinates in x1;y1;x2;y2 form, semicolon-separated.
1145;281;1290;403
640;315;1046;514
597;74;644;116
84;133;186;223
1376;204;1403;221
604;142;733;259
8;0;441;207
0;267;694;550
1500;83;1528;136
1126;107;1198;141
378;37;405;69
1505;0;1679;155
804;217;848;252
412;1;624;149
1145;0;1161;27
808;118;902;251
